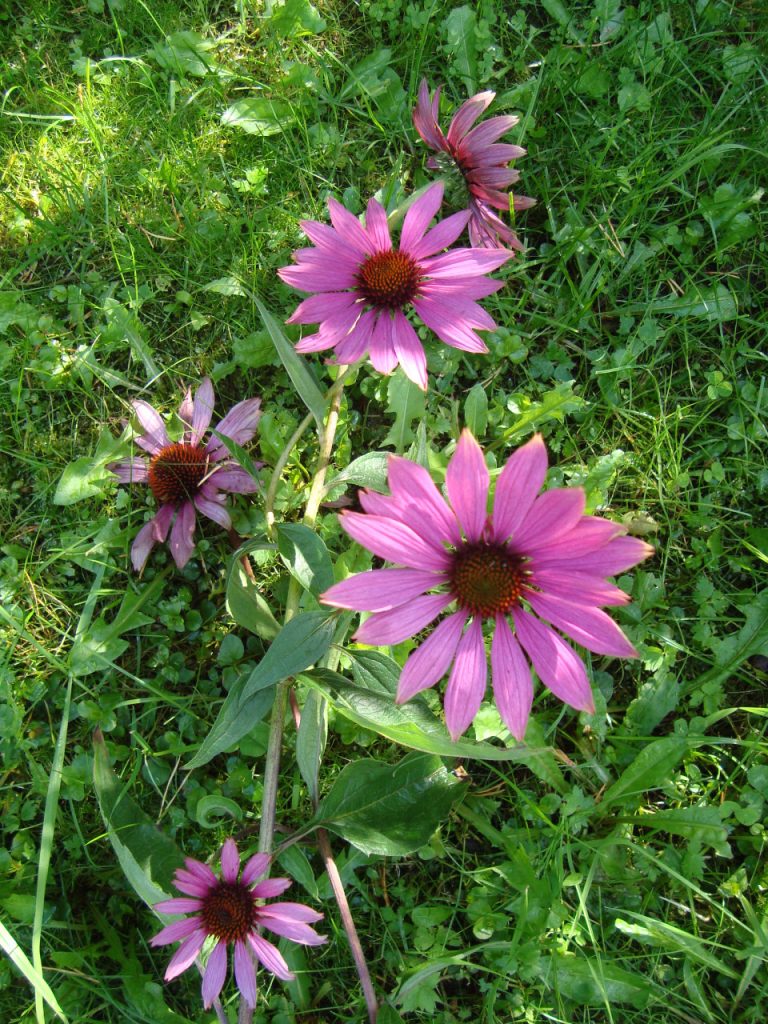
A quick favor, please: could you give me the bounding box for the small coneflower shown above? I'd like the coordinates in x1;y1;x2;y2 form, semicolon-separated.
108;378;261;571
278;182;511;390
321;431;653;741
151;839;326;1009
413;80;535;252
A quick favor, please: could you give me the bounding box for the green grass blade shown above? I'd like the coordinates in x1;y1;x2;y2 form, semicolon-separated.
0;918;68;1022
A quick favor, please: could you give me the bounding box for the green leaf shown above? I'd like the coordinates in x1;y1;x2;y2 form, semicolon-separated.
312;751;463;856
296;690;327;806
686;591;768;696
101;299;159;380
535;952;659;1008
277;523;335;596
464;383;488;438
0;290;38;334
384;368;426;451
625;806;730;852
150;31;215;78
187;611;335;769
324;451;390;494
93;731;183;908
54;429;123;506
265;0;326;36
499;382;586;444
615;914;739;979
598;737;689;812
221;97;295;136
226;561;281;640
339;49;394;102
624;669;680;734
443;6;478;93
646;284;738;322
253;297;326;427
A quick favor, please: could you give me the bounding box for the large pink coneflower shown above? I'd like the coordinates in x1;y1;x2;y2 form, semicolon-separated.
109;379;261;571
413;80;535;251
322;431;652;741
151;839;326;1009
278;182;511;390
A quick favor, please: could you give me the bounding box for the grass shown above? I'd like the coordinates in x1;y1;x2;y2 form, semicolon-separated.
1;0;767;1021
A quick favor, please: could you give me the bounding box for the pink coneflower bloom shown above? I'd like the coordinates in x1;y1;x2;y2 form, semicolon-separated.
277;182;511;390
108;378;261;572
322;431;653;741
413;80;535;251
151;839;326;1009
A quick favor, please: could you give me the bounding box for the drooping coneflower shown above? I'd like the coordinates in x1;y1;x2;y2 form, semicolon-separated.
413;80;535;251
278;182;511;390
151;839;325;1009
109;378;260;571
322;431;652;740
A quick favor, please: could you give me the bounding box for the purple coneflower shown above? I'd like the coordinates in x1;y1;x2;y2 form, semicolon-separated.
278;182;511;390
322;431;653;741
151;839;326;1009
413;80;535;251
109;378;261;571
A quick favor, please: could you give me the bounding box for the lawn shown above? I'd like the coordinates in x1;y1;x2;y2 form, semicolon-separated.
1;1;767;1022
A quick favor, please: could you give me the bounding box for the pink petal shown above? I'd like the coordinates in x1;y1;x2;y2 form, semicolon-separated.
413;80;448;152
423;248;511;277
299;218;367;260
248;933;295;981
513;608;595;713
412;296;490;353
530;569;629;607
397;610;467;702
151;915;203;946
327;195;373;253
492;433;547;542
190;378;215;445
399;182;444;253
154;897;203;914
207;398;262;460
444;618;487;740
461;115;520;151
388;457;462;545
220;837;240;883
365;196;392;252
410;209;471;262
173;875;211;898
194;493;232;530
234;940;257;1008
164;928;206;980
109;457;148;483
258;902;324;924
209;467;259;493
525;516;624;562
491;615;533;741
392;310;427;390
368;313;398;375
169;501;196;569
287;291;359;325
131;519;160;573
178;387;194;436
184;857;218;886
278;263;357;293
334;309;377;363
260;915;327;946
543;536;655;577
512;488;586;551
446;91;495;146
322;567;443;611
201;940;228;1008
131;400;170;454
251;877;292;899
354;592;453;645
445;429;489;542
526;593;638;658
339;511;451;571
241;852;271;886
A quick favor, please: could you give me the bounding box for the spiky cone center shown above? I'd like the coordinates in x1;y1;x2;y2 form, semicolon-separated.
356;250;421;309
449;542;526;618
200;881;258;943
148;442;208;504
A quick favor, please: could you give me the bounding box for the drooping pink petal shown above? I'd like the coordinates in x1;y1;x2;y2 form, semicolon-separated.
526;592;638;658
339;511;451;571
241;852;271;886
220;837;240;883
354;592;453;645
189;378;215;446
194;493;232;530
150;916;203;947
201;940;228;1008
322;568;443;611
445;429;489;542
413;80;448;152
130;502;175;573
178;387;194;437
444;618;487;740
251;877;292;899
365;196;392;252
397;610;468;702
248;934;295;981
207;398;262;460
512;488;586;551
391;310;427;390
164;928;207;980
334;309;377;364
447;91;496;146
109;457;148;483
132;400;171;454
513;607;595;713
368;312;398;375
399;182;444;253
491;433;548;542
491;615;533;741
234;940;257;1008
388;457;462;545
169;500;196;569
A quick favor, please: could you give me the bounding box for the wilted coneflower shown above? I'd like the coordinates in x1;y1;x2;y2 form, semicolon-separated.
151;839;326;1009
108;378;260;571
413;80;535;251
278;182;511;390
322;431;653;741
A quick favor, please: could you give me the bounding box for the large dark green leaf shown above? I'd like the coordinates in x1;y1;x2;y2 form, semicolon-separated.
311;751;463;856
226;561;280;640
324;451;390;494
93;731;183;908
186;612;334;769
598;737;689;812
535;952;660;1008
277;523;335;596
296;689;327;806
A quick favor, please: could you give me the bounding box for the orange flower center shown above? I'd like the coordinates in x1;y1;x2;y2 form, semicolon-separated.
201;882;258;943
148;442;208;504
450;543;526;618
356;250;421;309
